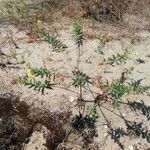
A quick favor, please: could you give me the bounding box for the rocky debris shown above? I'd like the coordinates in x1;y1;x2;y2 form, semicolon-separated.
24;124;49;150
0;93;71;150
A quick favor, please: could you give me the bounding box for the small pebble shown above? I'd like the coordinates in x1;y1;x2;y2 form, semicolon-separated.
69;96;74;102
122;113;126;117
104;133;108;137
128;145;134;150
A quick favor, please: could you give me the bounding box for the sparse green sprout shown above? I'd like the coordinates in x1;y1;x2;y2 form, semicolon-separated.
18;76;54;94
107;50;131;66
73;22;84;47
42;31;67;52
72;70;90;87
85;106;97;120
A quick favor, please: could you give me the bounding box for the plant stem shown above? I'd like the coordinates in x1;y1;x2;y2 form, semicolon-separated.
78;85;84;116
77;46;81;70
53;85;78;95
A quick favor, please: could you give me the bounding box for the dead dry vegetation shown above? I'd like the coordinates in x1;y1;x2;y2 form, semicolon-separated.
0;0;150;150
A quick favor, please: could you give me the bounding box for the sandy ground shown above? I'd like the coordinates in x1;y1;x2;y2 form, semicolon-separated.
0;22;150;149
0;1;150;149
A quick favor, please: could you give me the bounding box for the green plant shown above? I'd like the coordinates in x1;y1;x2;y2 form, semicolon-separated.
73;22;84;69
105;79;150;99
71;70;91;116
41;31;67;52
107;50;131;66
19;65;55;94
31;67;55;78
71;106;97;130
105;80;129;98
73;22;84;47
85;106;97;120
72;70;90;88
19;76;54;94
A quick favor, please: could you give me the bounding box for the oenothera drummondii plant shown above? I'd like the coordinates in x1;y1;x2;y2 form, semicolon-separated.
18;23;150;148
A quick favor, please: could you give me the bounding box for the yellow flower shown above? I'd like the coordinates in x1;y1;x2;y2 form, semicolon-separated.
22;62;34;78
27;68;34;78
